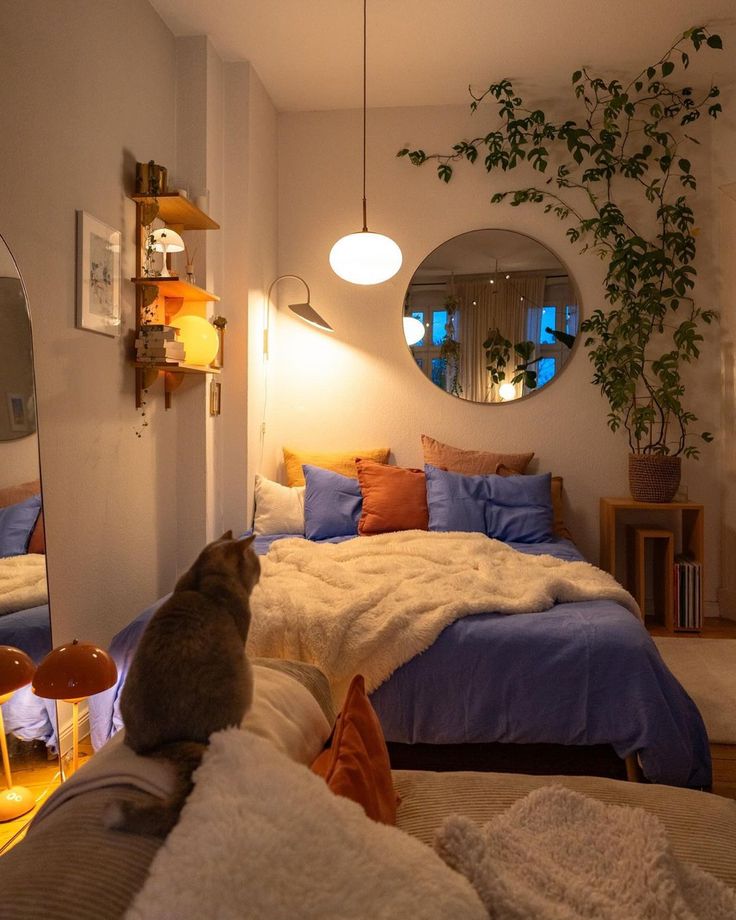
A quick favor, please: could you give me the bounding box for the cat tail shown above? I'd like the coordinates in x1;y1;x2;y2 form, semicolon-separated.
104;740;206;838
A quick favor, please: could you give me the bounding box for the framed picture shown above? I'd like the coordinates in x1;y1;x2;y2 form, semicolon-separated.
7;393;28;433
76;211;122;336
209;379;222;416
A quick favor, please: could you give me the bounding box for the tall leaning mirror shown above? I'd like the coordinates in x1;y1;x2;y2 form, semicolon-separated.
405;229;581;403
0;233;58;849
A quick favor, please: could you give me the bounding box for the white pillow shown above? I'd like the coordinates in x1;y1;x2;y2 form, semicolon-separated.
253;474;305;535
242;664;331;765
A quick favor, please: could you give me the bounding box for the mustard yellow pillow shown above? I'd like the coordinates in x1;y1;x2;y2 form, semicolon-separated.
283;447;390;487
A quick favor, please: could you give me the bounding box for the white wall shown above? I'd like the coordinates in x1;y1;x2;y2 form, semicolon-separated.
273;104;722;604
0;0;181;646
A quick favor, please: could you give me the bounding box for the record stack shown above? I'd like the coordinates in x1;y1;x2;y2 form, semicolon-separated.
136;324;185;365
673;556;702;631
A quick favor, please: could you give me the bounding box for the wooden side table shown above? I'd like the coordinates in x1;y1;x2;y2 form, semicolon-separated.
600;497;704;634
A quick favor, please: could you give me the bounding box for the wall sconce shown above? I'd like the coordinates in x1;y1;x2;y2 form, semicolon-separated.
150;228;185;278
0;646;36;820
33;640;117;777
264;274;332;358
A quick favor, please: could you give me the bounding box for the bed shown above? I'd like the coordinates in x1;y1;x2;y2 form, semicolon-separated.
0;481;57;750
89;527;710;789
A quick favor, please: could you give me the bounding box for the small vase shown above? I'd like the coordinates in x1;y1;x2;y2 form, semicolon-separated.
186;263;196;285
628;453;681;503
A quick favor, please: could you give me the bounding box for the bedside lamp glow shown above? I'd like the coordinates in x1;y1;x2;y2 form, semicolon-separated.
150;228;185;278
33;640;117;777
175;315;220;366
403;316;425;346
0;646;36;820
498;382;517;402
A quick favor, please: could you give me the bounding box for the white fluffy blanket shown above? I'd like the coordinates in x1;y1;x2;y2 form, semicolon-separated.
0;553;47;615
248;531;639;703
125;728;486;920
436;785;736;920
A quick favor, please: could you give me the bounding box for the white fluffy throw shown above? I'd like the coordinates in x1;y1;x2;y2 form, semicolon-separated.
435;785;736;920
0;553;47;616
248;531;639;702
125;728;486;920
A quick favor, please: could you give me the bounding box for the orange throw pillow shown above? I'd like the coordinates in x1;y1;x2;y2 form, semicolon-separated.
421;433;533;476
355;459;428;535
311;674;397;825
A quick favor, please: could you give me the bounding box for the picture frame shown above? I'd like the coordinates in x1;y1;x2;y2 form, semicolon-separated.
209;379;222;416
6;393;29;433
76;211;122;336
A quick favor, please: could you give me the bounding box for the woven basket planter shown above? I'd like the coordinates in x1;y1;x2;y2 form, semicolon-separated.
628;453;681;503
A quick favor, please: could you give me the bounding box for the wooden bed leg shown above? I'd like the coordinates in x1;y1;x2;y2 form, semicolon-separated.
625;754;644;783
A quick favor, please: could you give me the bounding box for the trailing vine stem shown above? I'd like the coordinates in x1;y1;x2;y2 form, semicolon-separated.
398;26;722;458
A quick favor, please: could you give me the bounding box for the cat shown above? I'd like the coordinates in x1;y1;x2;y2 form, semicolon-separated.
105;531;260;837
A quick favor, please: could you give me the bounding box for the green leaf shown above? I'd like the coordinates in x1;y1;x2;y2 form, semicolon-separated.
662;61;675;77
396;148;409;157
707;34;723;49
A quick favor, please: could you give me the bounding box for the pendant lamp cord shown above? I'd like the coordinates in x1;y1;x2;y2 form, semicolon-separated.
362;0;368;232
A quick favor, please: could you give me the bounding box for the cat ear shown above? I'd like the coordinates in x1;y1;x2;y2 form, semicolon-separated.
219;530;234;542
239;534;255;548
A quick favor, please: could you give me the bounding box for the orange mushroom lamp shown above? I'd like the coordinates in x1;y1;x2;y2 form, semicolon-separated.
0;646;36;820
32;640;117;776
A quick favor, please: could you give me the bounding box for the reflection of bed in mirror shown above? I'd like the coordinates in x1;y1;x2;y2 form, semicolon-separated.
405;229;580;403
0;245;58;756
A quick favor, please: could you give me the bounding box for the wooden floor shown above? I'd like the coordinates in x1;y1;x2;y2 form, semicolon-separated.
647;615;736;639
0;736;93;855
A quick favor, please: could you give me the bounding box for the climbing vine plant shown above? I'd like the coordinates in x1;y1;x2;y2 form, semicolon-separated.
398;27;722;457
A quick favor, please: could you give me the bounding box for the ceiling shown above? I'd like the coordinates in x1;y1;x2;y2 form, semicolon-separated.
150;0;736;112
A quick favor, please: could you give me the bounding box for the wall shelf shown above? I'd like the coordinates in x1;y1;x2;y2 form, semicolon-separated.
131;277;220;303
130;193;220;230
132;189;221;411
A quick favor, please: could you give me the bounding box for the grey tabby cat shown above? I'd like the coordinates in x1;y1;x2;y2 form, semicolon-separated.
106;531;260;837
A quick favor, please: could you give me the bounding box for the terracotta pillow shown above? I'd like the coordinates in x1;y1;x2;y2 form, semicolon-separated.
356;459;428;535
311;674;397;825
283;447;390;487
421;434;533;476
27;511;45;554
496;466;571;541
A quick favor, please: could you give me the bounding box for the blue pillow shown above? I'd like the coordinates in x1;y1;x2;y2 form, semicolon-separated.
0;494;42;558
303;465;362;540
425;466;553;543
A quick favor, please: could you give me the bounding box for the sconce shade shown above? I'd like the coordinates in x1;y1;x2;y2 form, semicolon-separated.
288;302;334;332
0;646;34;698
403;315;425;346
150;228;185;253
174;315;220;366
32;640;117;702
329;231;402;286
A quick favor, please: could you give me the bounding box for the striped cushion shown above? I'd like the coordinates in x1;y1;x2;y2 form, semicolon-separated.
394;770;736;890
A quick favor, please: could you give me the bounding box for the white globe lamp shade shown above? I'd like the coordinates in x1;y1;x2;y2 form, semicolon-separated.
403;316;425;346
498;382;517;402
175;315;219;366
329;231;402;285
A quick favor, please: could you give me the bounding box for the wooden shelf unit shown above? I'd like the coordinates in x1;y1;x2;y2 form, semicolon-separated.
600;497;704;634
131;191;220;410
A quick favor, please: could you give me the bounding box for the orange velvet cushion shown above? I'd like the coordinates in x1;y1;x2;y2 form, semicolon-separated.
311;674;397;825
0;480;44;554
421;433;533;476
356;459;428;535
27;511;45;554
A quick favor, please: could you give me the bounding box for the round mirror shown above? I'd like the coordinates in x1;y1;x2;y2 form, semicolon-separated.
405;229;581;403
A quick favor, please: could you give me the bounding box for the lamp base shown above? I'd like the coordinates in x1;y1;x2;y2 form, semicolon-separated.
0;785;34;822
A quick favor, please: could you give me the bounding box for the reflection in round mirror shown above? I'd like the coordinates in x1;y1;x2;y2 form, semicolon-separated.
404;229;581;404
0;244;36;439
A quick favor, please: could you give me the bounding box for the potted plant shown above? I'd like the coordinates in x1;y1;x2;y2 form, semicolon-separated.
398;26;722;501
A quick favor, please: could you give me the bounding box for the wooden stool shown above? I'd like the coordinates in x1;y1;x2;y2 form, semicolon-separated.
627;527;674;631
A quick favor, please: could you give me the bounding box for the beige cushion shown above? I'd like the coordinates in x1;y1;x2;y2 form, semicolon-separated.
394;770;736;890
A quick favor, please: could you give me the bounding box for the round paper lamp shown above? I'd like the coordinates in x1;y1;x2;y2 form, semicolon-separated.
175;315;220;366
0;646;36;821
33;640;117;776
403;316;425;346
329;231;402;285
498;382;518;402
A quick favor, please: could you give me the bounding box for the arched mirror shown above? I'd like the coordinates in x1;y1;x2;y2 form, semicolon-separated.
405;229;581;403
0;233;58;848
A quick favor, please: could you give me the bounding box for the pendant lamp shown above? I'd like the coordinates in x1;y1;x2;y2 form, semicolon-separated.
329;0;402;285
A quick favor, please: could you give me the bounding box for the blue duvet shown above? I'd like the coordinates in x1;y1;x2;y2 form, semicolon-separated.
89;534;711;788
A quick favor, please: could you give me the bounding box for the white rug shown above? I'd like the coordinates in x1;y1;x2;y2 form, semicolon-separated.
654;638;736;743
